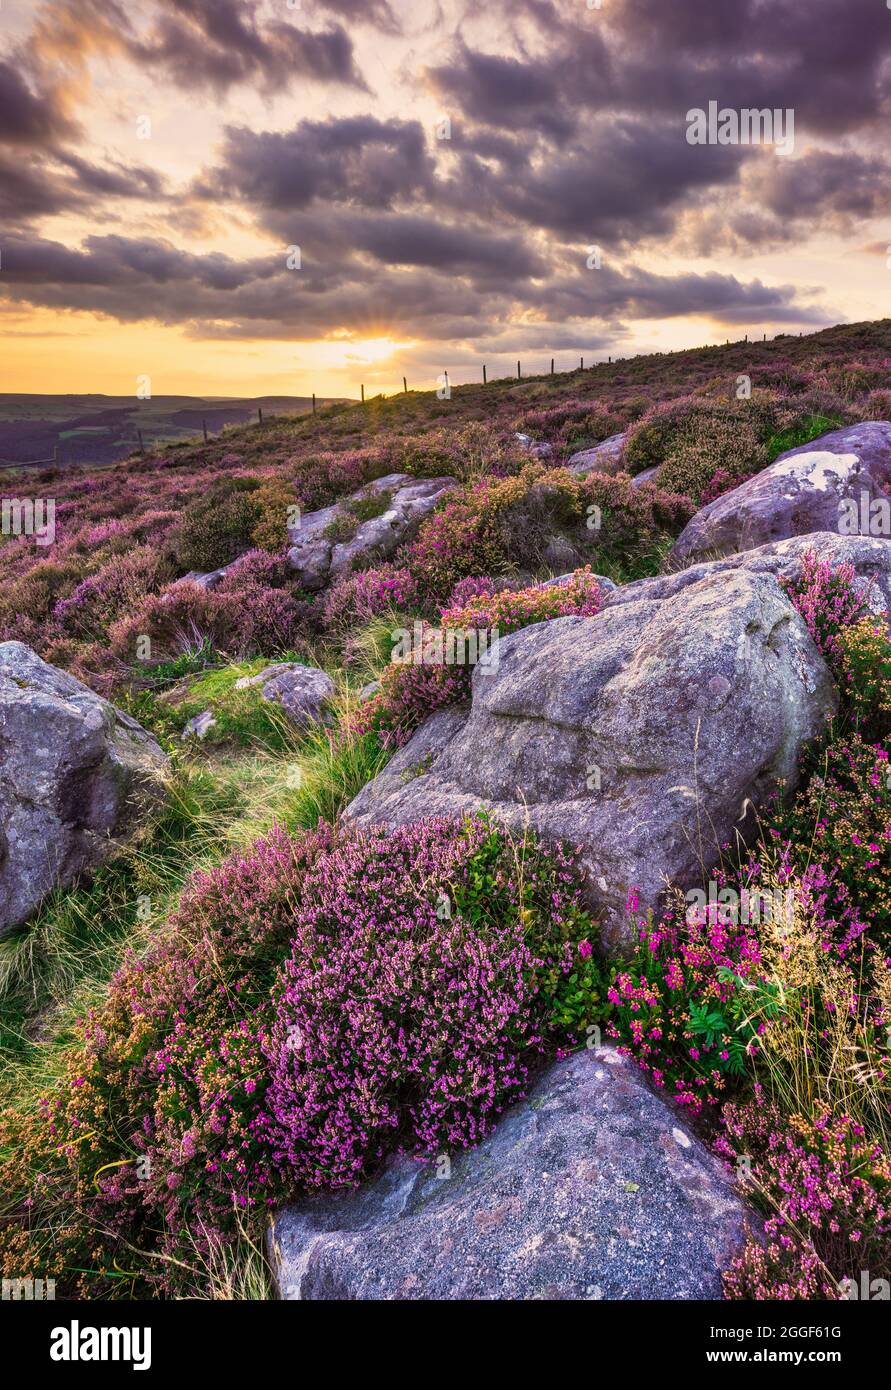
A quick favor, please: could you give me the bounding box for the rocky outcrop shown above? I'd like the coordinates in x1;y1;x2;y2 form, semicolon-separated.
672;421;891;564
566;432;627;476
286;473;456;591
618;531;891;617
346;542;847;942
269;1046;757;1301
0;642;168;935
234;662;335;727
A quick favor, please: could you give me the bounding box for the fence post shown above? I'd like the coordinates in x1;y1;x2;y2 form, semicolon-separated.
551;358;554;374
361;384;365;403
580;357;584;370
258;407;263;424
517;360;521;380
312;393;316;413
403;376;408;394
483;364;487;384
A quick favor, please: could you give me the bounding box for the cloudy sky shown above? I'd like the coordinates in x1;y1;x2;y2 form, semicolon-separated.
1;0;890;398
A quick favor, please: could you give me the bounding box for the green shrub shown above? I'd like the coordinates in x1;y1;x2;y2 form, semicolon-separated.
175;477;261;572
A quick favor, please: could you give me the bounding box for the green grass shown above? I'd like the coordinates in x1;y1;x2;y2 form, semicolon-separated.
764;413;844;463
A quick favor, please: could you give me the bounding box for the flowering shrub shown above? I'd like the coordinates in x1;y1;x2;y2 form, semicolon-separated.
838;616;891;739
405;476;522;602
606;891;767;1113
779;552;867;663
110;577;312;666
174;476;264;572
353;569;602;749
764;733;891;943
53;547;174;641
440;566;602;634
439;574;517;612
657;411;768;501
264;816;605;1186
323;564;418;630
0;815;604;1295
719;1097;891;1300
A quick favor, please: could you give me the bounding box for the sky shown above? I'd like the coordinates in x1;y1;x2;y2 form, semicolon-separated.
1;0;890;399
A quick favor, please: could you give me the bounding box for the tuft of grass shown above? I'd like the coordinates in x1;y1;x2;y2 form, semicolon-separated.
764;413;843;463
0;762;243;1064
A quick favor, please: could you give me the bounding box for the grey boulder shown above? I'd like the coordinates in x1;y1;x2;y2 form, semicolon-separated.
234;662;335;727
269;1046;756;1301
287;473;456;591
0;642;168;935
614;531;891;618
566;432;627;476
672;421;891;563
347;552;839;942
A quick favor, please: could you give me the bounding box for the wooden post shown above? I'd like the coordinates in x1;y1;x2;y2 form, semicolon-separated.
763;333;766;341
137;429;144;453
608;355;611;363
361;384;365;403
403;376;408;394
517;360;521;380
202;418;208;443
312;393;316;413
580;356;583;371
483;364;487;384
258;407;263;424
551;358;554;374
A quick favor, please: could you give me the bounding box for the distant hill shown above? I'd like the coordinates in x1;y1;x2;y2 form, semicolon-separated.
0;394;347;468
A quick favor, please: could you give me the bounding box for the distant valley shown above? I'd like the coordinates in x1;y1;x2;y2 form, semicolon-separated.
0;394;347;468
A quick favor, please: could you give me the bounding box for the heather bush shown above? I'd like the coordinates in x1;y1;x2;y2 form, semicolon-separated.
405;476;522;602
323;564;417;630
763;733;891;943
838;617;891;740
607;890;768;1113
0;815;604;1295
353;569;603;748
250;478;297;553
397;421;527;481
440;566;602;633
719;1098;891;1300
578;472;695;574
779;552;868;663
53;548;175;641
175;476;262;572
264;816;606;1186
657;411;768;501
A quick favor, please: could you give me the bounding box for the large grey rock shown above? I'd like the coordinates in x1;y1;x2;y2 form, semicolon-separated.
287;473;456;591
615;532;891;617
672;421;891;564
269;1047;756;1301
566;432;627;476
234;662;335;727
347;553;839;942
0;643;168;934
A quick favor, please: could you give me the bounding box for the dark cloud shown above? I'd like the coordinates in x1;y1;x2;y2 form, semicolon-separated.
0;59;75;146
196;118;434;211
312;0;402;34
0;0;879;354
